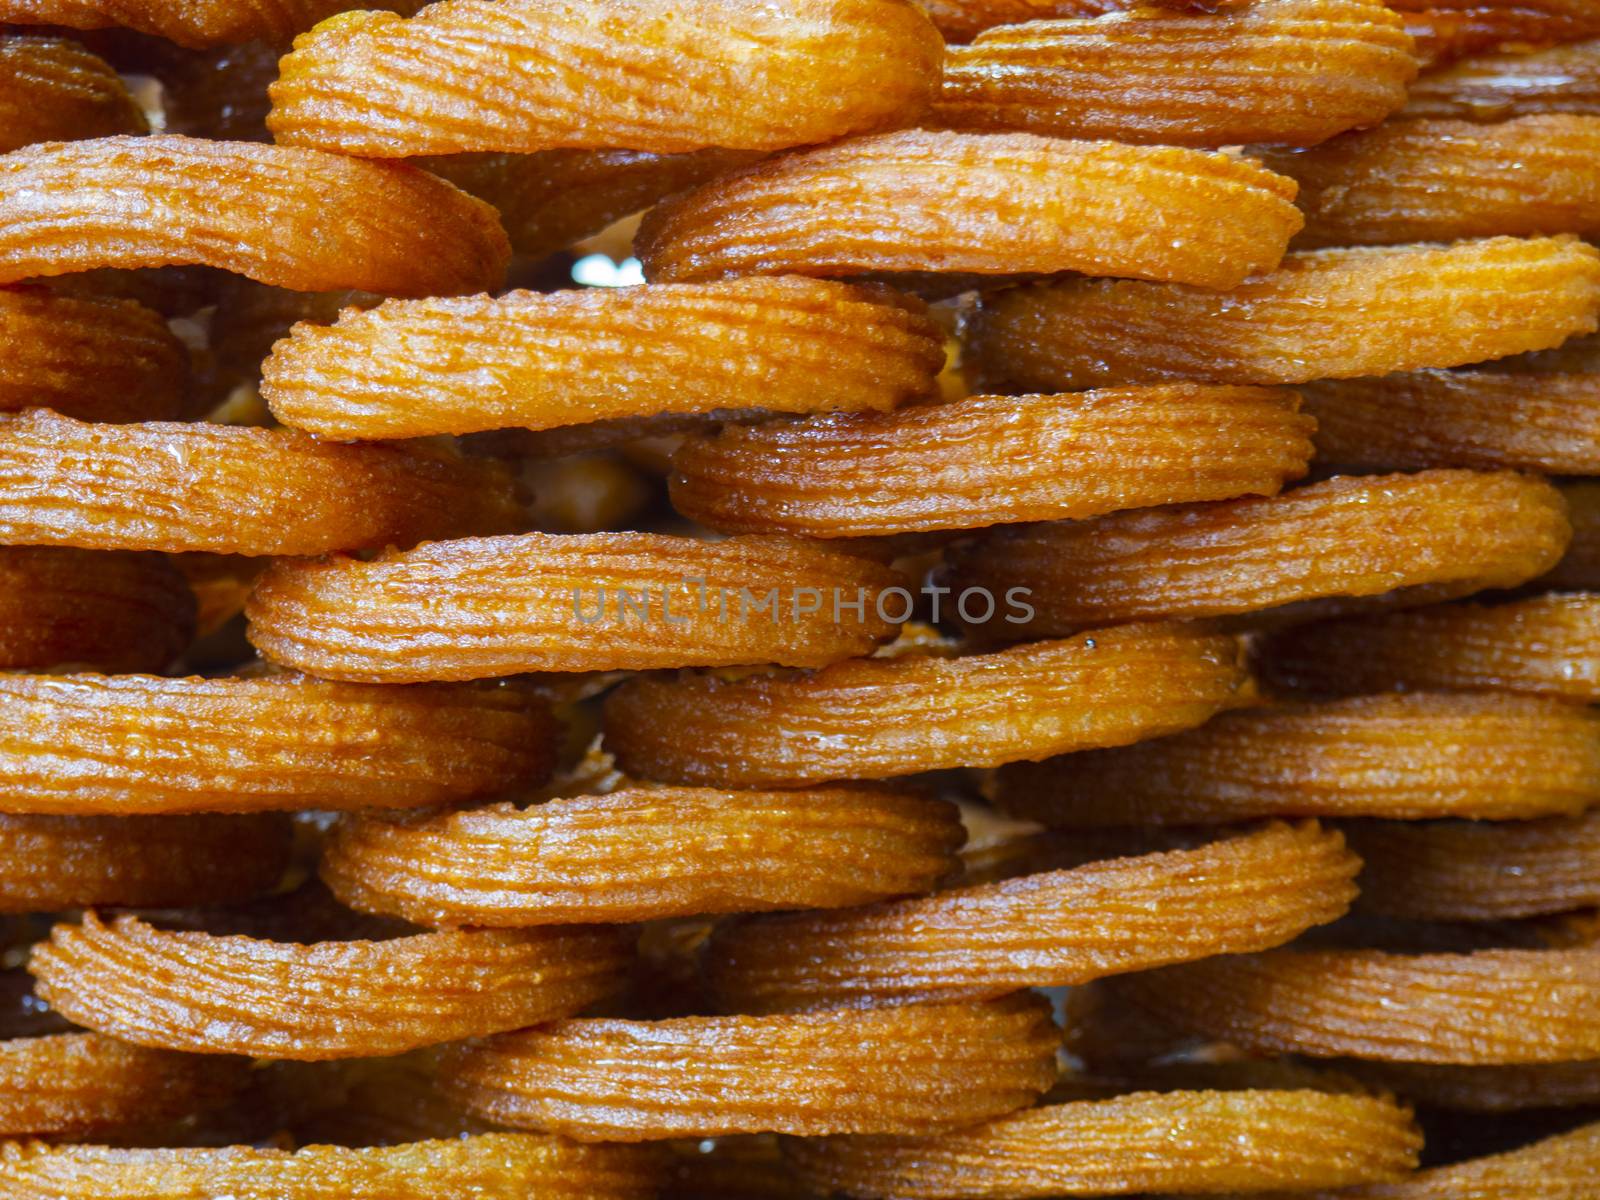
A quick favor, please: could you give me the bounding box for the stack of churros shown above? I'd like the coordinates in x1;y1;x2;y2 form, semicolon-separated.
0;0;1595;1196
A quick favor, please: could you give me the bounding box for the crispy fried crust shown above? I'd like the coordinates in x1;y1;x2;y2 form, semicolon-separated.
1344;811;1600;921
1114;945;1600;1063
0;136;509;295
0;410;519;555
0;37;146;152
1395;0;1600;67
0;0;425;47
0;1033;245;1137
965;236;1600;389
423;149;762;259
934;0;1415;147
945;472;1570;635
29;913;631;1060
322;787;964;926
442;996;1059;1140
1258;593;1600;699
996;692;1600;826
0;813;290;911
704;823;1358;1011
267;0;944;156
1264;115;1600;246
1274;1120;1600;1199
604;623;1250;787
1305;367;1600;472
0;548;195;672
261;280;945;439
785;1089;1421;1198
246;532;906;681
0;1133;660;1198
667;386;1312;537
0;288;186;422
0;673;557;815
636;130;1303;289
1404;38;1600;119
916;0;1197;42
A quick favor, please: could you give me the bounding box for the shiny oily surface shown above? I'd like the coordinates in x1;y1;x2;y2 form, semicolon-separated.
1304;366;1600;473
636;130;1303;289
1345;810;1600;921
0;410;519;555
1394;0;1600;68
0;37;146;152
1115;945;1600;1063
0;672;557;815
785;1088;1422;1198
0;136;510;295
424;148;762;259
1402;38;1600;120
1258;593;1600;700
29;913;631;1060
0;1033;243;1137
603;623;1250;787
0;0;420;48
443;996;1059;1140
668;385;1313;537
965;235;1600;390
704;822;1358;1012
246;532;906;681
0;547;195;673
0;813;290;911
915;0;1194;42
945;471;1568;635
322;786;965;926
0;1133;659;1199
266;0;944;156
996;691;1600;825
261;279;945;439
0;287;186;422
934;0;1415;147
1264;115;1600;247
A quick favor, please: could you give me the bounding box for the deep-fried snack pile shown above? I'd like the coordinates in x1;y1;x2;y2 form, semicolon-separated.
0;37;145;152
1;1;1598;1196
933;0;1417;147
637;129;1304;287
942;470;1569;634
785;1088;1423;1198
964;235;1600;389
266;0;946;155
0;287;185;421
668;384;1314;536
0;136;510;295
443;995;1062;1139
262;279;946;438
1260;113;1600;246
